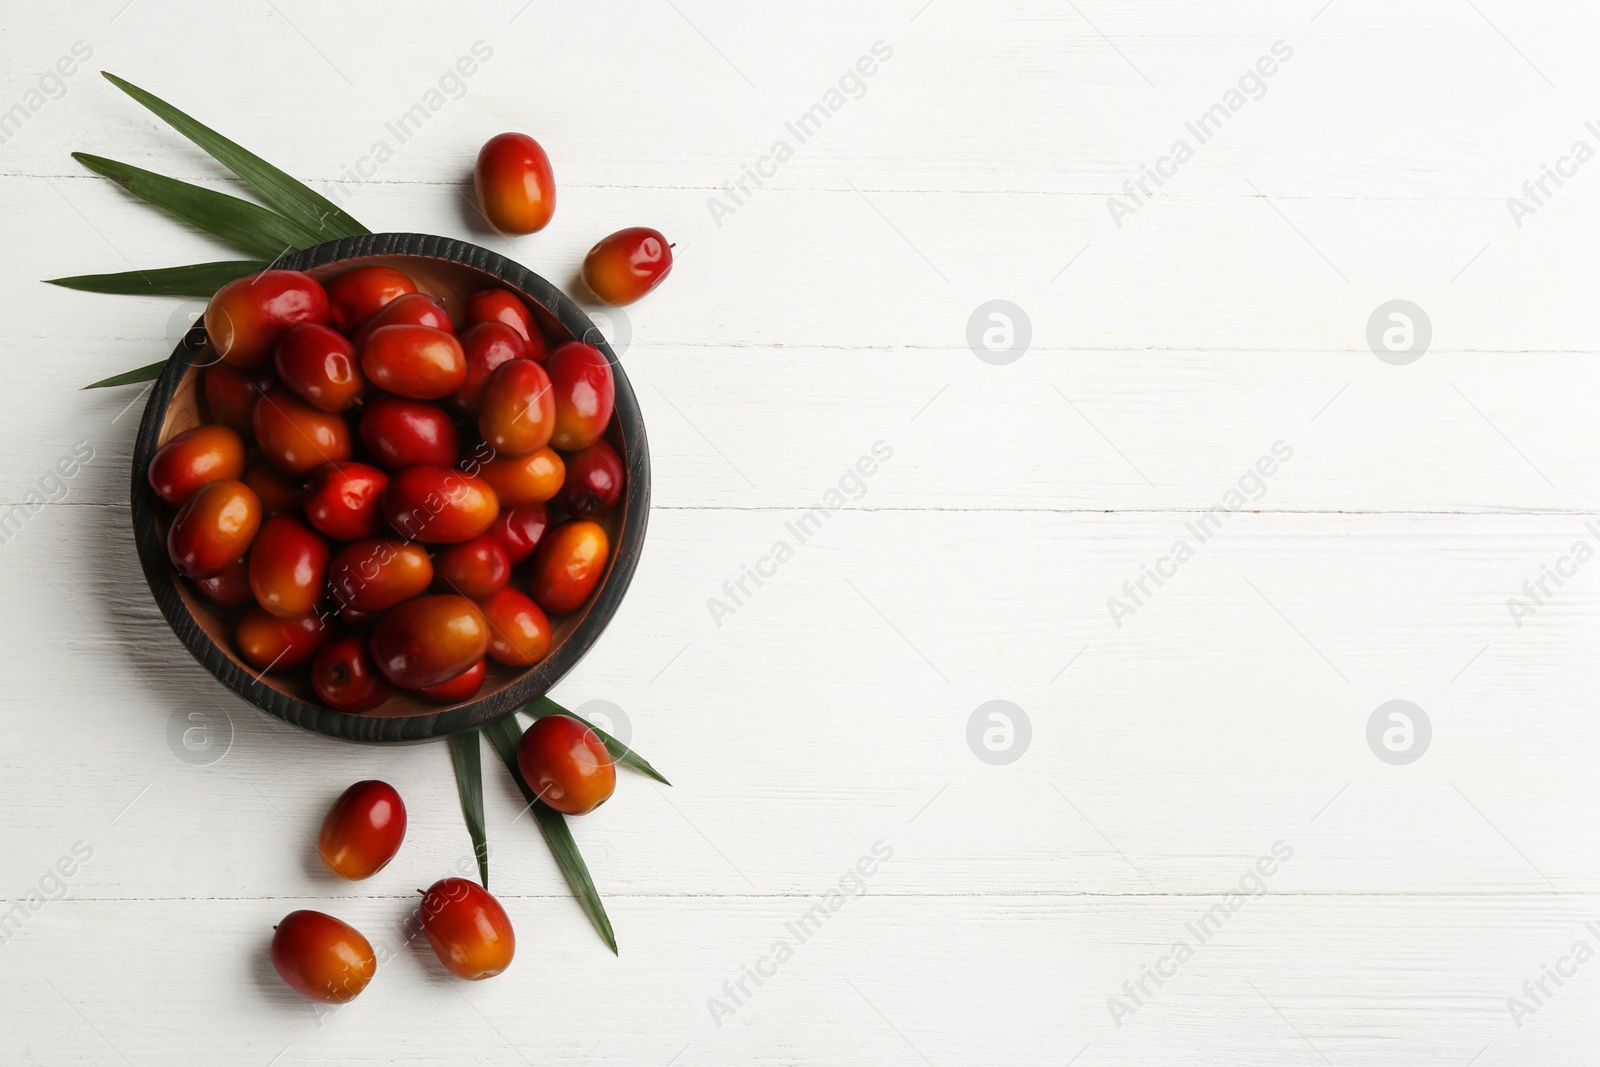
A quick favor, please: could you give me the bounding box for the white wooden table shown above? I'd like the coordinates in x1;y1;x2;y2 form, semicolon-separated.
3;1;1597;1062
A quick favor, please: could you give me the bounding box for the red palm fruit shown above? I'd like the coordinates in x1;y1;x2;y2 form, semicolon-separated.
358;396;459;471
253;388;353;476
416;659;486;702
351;292;454;349
206;270;328;367
383;467;499;543
328;538;433;612
554;440;624;518
236;607;332;672
303;462;390;541
449;322;530;417
465;290;544;356
581;226;673;305
168;478;261;580
270;910;376;1003
486;504;550;565
361;325;465;399
327;266;416;332
274;324;363;412
434;534;511;599
148;424;246;506
317;780;407;879
193;558;253;605
477;359;554;456
480;587;551;666
528;519;608;615
202;362;272;433
478;447;563;506
544;342;614;451
243;460;303;518
248;515;331;617
473;133;555;235
312;637;394;713
369;595;490;688
516;714;615;815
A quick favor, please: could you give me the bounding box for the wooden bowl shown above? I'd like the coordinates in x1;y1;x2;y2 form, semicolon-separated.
130;233;650;744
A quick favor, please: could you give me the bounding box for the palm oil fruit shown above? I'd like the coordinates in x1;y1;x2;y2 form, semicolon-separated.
416;659;486;702
206;269;328;368
419;877;515;980
360;324;466;400
253;387;353;476
302;462;390;541
486;503;550;565
359;396;459;471
477;359;554;456
581;226;673;305
235;607;332;672
473;132;555;235
351;292;454;349
465;289;543;355
243;460;303;517
317;780;406;879
270;909;376;1003
516;713;616;815
478;447;564;506
167;478;261;580
369;594;490;689
328;539;434;612
434;535;511;599
274;324;363;412
450;321;530;417
147;424;246;506
544;342;614;451
480;587;551;667
311;636;393;713
529;519;609;615
326;266;416;332
248;515;331;618
383;467;499;543
555;440;624;518
202;362;271;433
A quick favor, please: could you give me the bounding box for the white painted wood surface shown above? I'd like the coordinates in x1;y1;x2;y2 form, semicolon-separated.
2;0;1598;1063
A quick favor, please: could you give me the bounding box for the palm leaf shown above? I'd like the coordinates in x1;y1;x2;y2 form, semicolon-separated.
46;259;265;297
448;732;491;888
527;696;671;785
72;152;321;259
84;361;164;389
102;72;368;241
482;715;617;954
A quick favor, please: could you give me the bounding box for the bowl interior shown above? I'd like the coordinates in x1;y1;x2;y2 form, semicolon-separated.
135;236;647;742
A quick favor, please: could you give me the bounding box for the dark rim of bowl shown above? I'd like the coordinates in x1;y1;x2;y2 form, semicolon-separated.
129;232;651;744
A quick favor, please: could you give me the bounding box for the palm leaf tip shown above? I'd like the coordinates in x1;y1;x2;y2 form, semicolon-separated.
100;71;369;241
482;715;618;953
70;152;321;260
